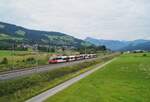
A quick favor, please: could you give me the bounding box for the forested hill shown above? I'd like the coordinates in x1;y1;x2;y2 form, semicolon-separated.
0;21;92;50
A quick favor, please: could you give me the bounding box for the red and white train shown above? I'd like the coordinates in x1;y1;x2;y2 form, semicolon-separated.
48;54;97;64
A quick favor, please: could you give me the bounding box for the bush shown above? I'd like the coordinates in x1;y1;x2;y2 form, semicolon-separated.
143;54;147;57
22;60;25;62
26;57;36;64
0;57;8;64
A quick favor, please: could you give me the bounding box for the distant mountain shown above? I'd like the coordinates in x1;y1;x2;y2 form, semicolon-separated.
85;37;129;51
85;37;150;51
120;41;150;51
0;22;92;50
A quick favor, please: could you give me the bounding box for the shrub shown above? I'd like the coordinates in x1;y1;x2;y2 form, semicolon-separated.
22;60;25;62
26;57;36;64
0;57;8;64
143;54;147;57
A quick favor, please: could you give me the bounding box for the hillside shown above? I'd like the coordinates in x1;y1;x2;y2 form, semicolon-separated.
85;37;150;51
0;22;91;50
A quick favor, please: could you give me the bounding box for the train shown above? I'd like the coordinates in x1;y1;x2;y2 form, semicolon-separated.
48;54;97;64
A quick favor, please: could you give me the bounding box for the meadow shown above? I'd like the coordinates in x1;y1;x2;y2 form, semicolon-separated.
0;50;14;57
45;53;150;102
0;50;50;72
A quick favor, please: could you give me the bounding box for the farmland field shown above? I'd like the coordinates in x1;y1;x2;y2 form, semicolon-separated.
0;50;50;72
0;50;13;57
45;53;150;102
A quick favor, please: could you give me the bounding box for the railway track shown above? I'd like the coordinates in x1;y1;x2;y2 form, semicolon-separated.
0;58;96;81
0;53;119;81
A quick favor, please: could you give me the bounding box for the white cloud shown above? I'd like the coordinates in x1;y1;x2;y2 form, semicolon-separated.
0;0;150;40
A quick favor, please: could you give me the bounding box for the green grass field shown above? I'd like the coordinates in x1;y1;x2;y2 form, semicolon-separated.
0;50;13;57
0;50;50;72
45;53;150;102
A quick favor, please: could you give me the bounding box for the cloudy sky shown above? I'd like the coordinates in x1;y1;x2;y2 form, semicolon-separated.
0;0;150;40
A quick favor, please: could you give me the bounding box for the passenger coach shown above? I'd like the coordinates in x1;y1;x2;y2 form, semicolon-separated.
48;54;97;64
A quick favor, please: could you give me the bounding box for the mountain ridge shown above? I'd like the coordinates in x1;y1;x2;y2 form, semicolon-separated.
85;37;150;51
0;21;92;50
